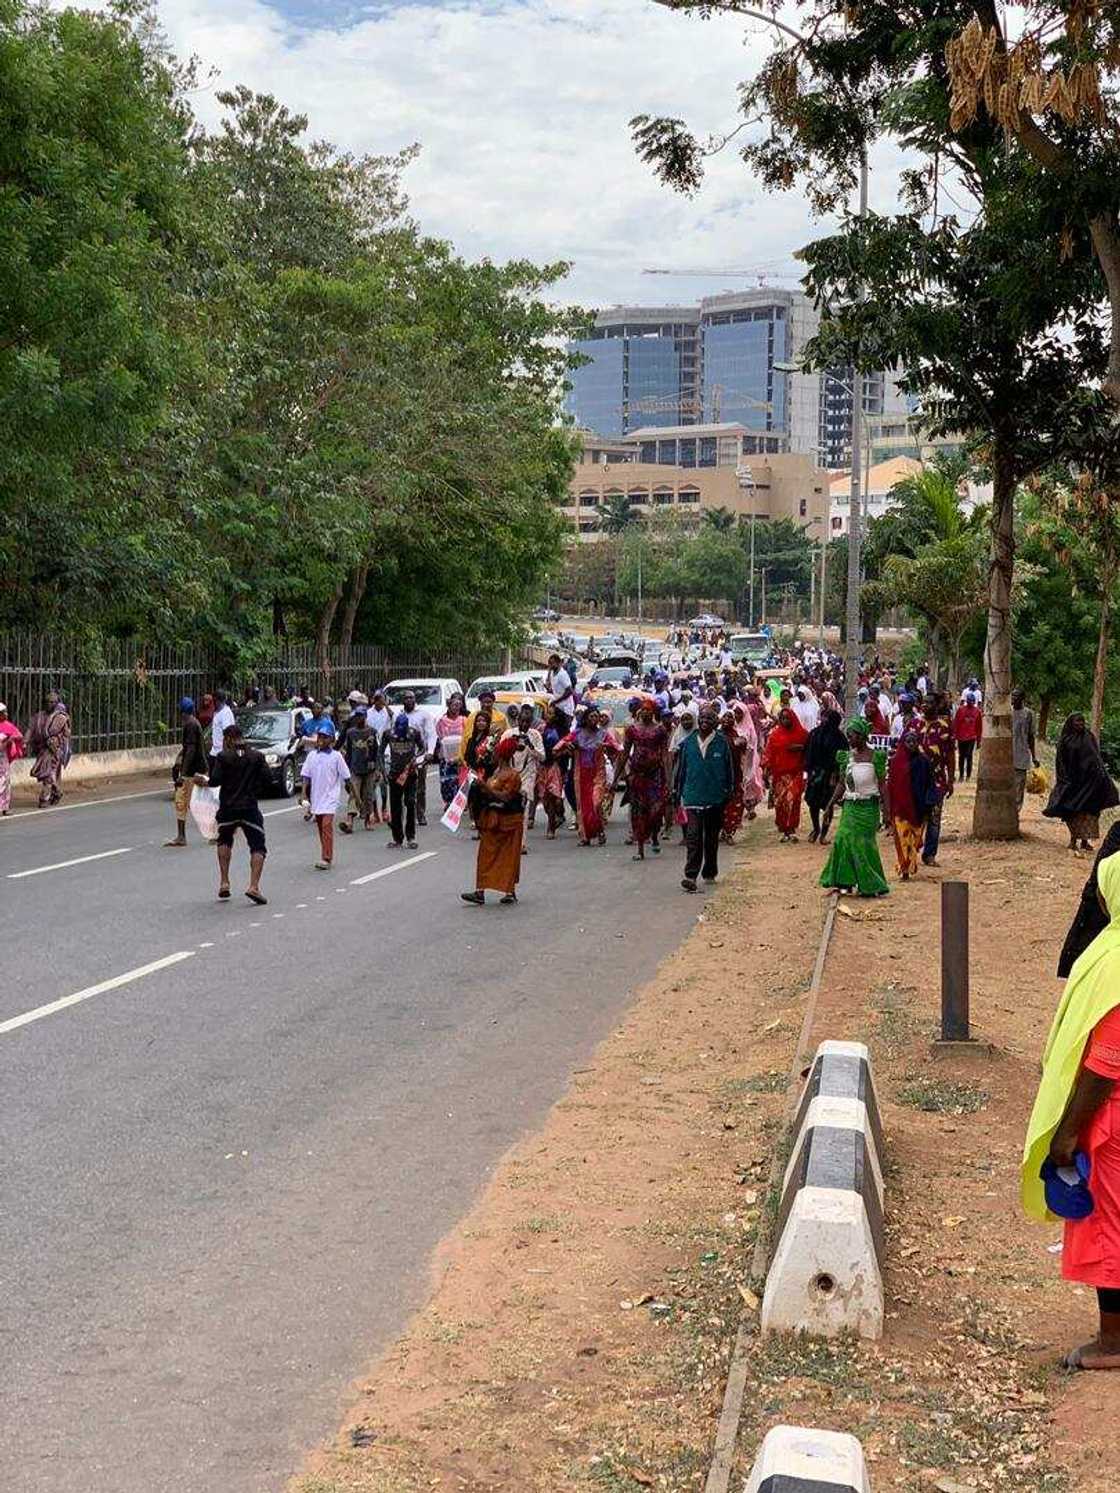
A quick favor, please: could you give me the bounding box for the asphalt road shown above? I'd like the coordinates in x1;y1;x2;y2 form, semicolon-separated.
0;774;712;1493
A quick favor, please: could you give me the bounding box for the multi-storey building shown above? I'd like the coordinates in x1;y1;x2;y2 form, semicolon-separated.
566;290;901;465
565;289;821;454
562;428;829;543
818;368;909;470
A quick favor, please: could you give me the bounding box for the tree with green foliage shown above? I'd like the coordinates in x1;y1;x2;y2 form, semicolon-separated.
1027;473;1120;737
631;0;1106;841
0;0;192;633
0;3;579;669
1012;512;1101;740
600;492;637;536
702;506;737;532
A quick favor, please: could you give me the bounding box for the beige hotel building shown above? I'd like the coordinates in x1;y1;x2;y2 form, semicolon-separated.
563;423;830;545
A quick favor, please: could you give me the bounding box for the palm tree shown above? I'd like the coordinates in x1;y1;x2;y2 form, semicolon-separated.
599;492;636;535
702;505;737;532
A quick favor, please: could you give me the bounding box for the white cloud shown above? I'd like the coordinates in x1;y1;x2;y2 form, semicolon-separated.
150;0;910;308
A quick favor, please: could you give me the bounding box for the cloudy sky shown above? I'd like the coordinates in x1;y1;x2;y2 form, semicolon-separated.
142;0;908;311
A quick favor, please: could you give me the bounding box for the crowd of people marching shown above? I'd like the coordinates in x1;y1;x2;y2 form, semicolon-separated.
7;633;1118;918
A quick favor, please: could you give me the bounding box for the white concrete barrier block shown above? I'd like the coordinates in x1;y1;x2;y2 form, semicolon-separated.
783;1095;885;1206
762;1038;886;1341
761;1187;884;1340
746;1424;871;1493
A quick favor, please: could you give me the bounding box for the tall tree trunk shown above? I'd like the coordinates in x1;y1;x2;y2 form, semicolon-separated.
338;562;370;652
973;442;1018;839
316;580;344;695
1092;576;1112;740
1039;695;1052;742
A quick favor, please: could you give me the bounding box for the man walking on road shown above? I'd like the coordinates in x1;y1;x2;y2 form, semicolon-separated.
165;697;208;846
209;689;235;758
400;690;436;826
678;705;734;893
300;724;351;870
546;652;576;735
198;722;268;904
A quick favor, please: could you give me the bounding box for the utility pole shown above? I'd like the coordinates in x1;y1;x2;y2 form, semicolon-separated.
818;538;827;647
845;152;869;697
761;567;768;624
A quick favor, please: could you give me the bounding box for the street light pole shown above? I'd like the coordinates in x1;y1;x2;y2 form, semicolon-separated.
845;151;868;698
818;536;827;647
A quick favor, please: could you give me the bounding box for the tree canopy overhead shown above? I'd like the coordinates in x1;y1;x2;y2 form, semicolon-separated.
0;0;579;665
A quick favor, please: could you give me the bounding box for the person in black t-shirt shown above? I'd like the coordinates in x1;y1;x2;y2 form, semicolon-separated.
166;697;209;848
196;723;269;905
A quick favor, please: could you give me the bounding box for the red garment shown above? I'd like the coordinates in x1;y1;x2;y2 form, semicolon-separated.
954;703;983;742
864;706;889;736
773;771;804;833
1064;1005;1120;1287
763;717;809;776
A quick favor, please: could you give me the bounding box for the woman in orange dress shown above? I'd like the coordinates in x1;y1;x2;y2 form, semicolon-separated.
461;736;525;905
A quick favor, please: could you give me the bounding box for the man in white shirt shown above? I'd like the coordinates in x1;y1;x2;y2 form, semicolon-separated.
400;690;437;826
300;723;351;870
209;690;235;758
501;704;545;846
546;653;576;732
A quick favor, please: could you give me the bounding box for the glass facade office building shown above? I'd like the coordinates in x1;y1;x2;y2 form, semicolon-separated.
566;293;803;448
700;307;788;432
564;311;700;437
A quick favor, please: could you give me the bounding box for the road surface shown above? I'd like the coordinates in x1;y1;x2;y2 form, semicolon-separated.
1;776;710;1493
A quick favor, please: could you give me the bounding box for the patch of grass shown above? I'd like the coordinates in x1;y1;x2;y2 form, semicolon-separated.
722;1070;789;1096
868;981;921;1055
897;1076;989;1114
896;1417;960;1469
754;1330;864;1390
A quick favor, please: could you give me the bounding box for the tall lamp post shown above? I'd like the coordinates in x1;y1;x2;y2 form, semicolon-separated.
736;462;756;624
658;0;870;694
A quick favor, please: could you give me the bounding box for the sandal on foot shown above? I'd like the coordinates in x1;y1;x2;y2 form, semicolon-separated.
245;889;268;906
218;886;231;900
461;890;485;905
500;893;517;905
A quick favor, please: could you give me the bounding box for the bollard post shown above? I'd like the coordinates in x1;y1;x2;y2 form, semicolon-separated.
940;880;971;1042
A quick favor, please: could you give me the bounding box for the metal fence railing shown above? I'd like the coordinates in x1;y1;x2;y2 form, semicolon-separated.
0;635;504;757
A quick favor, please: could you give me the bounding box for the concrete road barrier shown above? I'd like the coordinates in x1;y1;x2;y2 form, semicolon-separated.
761;1039;884;1340
746;1425;871;1492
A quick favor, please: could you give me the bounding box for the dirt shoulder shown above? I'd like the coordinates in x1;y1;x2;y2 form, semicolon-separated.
292;781;1110;1493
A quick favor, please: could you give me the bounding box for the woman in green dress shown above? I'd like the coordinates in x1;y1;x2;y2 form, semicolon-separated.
819;717;890;897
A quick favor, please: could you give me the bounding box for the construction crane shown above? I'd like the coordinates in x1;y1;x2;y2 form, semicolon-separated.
642;266;802;286
626;388;772;420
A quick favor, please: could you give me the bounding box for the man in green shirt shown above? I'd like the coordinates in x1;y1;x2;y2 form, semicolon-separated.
678;706;734;892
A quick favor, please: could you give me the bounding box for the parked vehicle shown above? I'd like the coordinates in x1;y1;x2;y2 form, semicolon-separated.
466;672;547;705
728;631;773;667
587;665;637;690
234;706;313;797
383;678;465;731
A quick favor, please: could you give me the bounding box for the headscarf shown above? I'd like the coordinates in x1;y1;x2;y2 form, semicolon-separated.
887;732;933;826
1023;854;1120;1221
845;716;871;739
391;712;411;740
764;710;809;776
